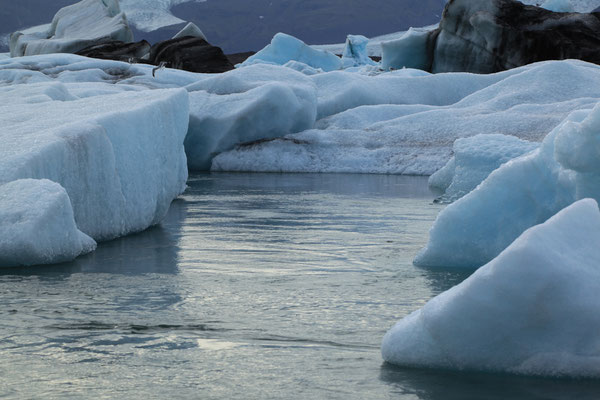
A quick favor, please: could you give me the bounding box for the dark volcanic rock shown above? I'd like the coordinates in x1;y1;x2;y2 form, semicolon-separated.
430;0;600;73
76;40;151;62
149;36;234;73
225;51;256;65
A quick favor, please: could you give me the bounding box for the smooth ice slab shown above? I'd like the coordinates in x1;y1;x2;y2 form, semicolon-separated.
0;179;96;268
383;199;600;378
185;64;317;170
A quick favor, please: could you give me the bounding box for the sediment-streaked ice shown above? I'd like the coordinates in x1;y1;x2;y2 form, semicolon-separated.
213;60;600;174
10;0;132;57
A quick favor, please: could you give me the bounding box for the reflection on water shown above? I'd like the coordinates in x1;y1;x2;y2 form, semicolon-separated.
0;173;596;399
380;364;600;400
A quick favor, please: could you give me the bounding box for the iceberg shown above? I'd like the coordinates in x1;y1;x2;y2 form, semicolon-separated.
429;134;539;203
341;35;377;68
183;64;317;166
10;0;133;57
381;28;435;71
239;33;342;72
383;199;600;378
0;179;97;268
0;55;190;244
213;60;600;174
184;64;317;170
415;101;600;268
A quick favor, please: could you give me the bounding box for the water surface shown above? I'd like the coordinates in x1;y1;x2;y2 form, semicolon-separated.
1;173;598;399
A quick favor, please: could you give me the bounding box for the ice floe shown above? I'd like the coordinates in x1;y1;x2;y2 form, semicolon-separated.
415;101;600;268
0;179;97;267
384;198;600;378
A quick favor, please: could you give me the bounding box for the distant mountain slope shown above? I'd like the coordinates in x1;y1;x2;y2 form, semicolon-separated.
171;0;447;53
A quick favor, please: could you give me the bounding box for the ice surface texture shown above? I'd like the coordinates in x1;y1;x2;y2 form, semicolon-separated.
213;60;600;174
415;102;600;268
0;179;96;267
383;199;600;378
429;134;539;203
0;54;190;247
10;0;133;57
185;64;317;170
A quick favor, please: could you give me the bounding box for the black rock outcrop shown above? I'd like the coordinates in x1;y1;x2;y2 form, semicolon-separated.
149;36;234;73
429;0;600;73
76;40;151;63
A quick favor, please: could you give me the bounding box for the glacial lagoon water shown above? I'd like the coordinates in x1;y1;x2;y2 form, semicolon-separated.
1;173;599;399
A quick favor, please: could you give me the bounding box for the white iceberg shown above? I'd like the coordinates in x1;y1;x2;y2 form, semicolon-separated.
415;101;600;268
239;33;342;72
429;134;539;203
0;179;97;268
0;55;190;243
184;64;317;170
213;60;600;174
10;0;133;57
383;198;600;378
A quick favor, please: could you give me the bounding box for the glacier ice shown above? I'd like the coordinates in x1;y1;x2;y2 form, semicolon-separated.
540;0;575;11
0;179;96;268
429;134;539;203
10;0;133;57
172;22;207;41
213;60;600;174
415;101;600;268
341;35;377;68
312;24;439;58
239;33;343;72
383;199;600;378
0;54;190;244
381;28;434;71
184;64;317;170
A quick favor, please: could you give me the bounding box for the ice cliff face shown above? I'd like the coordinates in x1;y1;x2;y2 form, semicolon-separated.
0;54;190;267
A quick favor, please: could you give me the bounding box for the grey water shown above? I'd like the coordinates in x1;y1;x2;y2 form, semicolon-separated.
1;173;599;399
